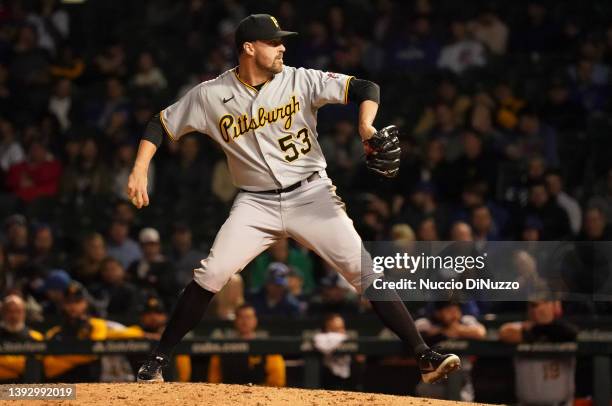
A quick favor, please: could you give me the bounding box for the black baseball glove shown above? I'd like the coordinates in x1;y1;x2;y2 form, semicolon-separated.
363;125;401;178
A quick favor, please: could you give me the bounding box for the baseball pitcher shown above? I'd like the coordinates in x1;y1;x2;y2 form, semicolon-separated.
127;14;460;385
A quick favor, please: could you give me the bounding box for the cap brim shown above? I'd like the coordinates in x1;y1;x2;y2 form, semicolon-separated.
270;31;298;39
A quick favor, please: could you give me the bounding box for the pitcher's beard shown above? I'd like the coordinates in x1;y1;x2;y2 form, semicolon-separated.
256;58;283;75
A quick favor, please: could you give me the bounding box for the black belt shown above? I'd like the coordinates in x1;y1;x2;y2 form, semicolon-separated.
241;172;321;194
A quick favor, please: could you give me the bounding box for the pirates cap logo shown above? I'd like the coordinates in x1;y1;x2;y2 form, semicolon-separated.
270;16;280;29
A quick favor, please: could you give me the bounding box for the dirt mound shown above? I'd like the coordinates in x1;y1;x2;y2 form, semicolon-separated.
6;383;493;405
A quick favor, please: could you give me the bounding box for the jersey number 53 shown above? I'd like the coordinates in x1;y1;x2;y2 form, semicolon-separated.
278;128;312;162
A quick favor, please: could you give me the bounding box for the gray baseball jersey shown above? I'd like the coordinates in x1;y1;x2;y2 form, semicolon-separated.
160;66;352;191
158;65;376;294
514;357;576;404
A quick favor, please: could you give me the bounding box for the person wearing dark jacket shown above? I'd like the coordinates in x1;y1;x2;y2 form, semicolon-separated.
521;182;571;240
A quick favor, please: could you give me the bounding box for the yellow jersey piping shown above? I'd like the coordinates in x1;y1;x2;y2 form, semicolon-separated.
159;110;178;142
344;76;354;104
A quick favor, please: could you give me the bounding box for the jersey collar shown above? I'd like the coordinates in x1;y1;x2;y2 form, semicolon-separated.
232;66;273;93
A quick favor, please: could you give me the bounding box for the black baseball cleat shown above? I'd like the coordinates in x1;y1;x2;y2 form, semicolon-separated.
137;354;168;383
418;349;461;384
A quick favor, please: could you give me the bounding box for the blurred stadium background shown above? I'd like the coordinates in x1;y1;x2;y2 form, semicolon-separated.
0;0;611;404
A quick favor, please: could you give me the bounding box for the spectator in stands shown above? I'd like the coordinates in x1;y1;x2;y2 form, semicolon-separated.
249;239;314;295
26;0;69;56
499;293;578;406
390;223;416;251
510;1;560;55
29;223;64;271
521;181;571;240
61;137;111;202
387;15;440;72
452;129;498;195
417;217;439;241
541;77;586;132
521;216;544;241
94;43;128;79
577;206;611;241
437;17;487;75
10;25;50;90
0;119;24;174
587;168;612;224
72;232;107;285
106;219;141;270
449;221;473;241
4;215;30;274
249;262;301;317
505;107;560;168
297;21;333;70
426;103;463;162
503;155;547;207
48;78;75;133
43;282;102;382
90;257;141;318
0;295;43;383
168;222;205;286
111;200;138;228
127;227;179;309
470;98;506;157
309;272;359;316
414;78;471;137
468;8;508;55
415;301;486;401
544;170;581;235
313;313;359;390
43;282;137;382
208;304;286;387
568;58;610;114
286;268;308;312
49;45;85;81
6;139;62;203
207;274;245;320
96;77;130;137
416;301;487;344
494;81;525;131
40;269;72;316
416;139;454;200
471;204;500;242
132;51;167;93
395;182;450;235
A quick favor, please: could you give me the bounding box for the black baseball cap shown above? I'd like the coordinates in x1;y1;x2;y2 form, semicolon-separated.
141;295;166;314
64;282;86;303
235;14;297;51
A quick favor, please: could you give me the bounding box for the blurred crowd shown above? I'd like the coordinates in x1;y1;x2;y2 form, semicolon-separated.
0;0;610;398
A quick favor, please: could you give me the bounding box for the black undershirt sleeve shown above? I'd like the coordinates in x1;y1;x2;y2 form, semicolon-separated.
347;78;380;105
142;113;165;148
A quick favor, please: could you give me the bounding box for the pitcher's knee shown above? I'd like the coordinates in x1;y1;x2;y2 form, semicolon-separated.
333;253;379;294
193;258;237;293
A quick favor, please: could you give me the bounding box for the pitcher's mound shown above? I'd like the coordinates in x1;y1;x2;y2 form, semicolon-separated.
8;383;494;405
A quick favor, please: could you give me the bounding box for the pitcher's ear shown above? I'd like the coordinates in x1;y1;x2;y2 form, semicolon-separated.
243;42;255;56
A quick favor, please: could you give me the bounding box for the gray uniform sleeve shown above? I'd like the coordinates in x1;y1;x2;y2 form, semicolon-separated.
160;85;209;141
304;69;354;109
